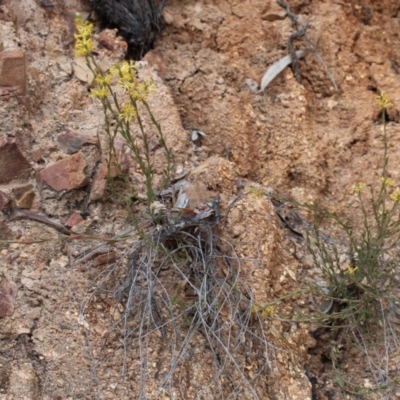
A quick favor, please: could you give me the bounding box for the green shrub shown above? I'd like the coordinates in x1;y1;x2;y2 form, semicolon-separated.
303;92;400;395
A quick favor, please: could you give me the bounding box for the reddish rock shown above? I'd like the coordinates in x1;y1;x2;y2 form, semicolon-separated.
32;149;43;163
0;137;32;184
65;211;84;228
93;252;117;267
57;131;98;154
40;153;88;191
0;50;26;95
0;280;16;318
98;30;115;51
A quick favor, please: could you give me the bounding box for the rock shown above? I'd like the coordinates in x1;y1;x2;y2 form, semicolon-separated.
262;3;287;21
0;50;26;95
31;149;43;163
40;153;88;191
56;131;98;154
70;219;92;234
21;276;35;290
65;211;84;228
11;184;33;199
0;137;32;184
188;156;236;194
93;252;117;267
0;190;12;212
71;57;95;84
0;280;16;318
16;190;35;209
98;29;116;51
11;184;35;209
89;162;108;202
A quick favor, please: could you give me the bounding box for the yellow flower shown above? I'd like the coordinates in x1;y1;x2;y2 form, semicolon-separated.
380;176;395;187
250;304;259;315
129;79;154;102
119;61;132;76
119;72;135;84
90;86;109;99
119;80;136;92
76;17;93;35
246;186;264;198
95;73;112;86
251;304;274;317
262;306;274;317
74;13;93;37
74;13;94;57
347;265;358;276
110;61;138;80
375;91;393;109
390;188;400;203
75;37;93;57
119;102;138;122
351;182;366;194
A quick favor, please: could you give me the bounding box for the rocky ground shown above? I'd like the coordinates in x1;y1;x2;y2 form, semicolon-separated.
1;0;400;399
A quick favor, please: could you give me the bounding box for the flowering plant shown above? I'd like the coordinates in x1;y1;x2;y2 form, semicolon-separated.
74;14;172;214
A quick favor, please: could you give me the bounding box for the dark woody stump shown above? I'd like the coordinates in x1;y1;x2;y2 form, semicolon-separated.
90;0;166;60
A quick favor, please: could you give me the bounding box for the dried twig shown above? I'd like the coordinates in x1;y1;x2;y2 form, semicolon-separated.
277;0;338;91
8;207;71;235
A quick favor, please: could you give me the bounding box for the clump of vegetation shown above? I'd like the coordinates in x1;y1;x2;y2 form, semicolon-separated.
75;13;172;217
74;14;273;399
301;92;400;395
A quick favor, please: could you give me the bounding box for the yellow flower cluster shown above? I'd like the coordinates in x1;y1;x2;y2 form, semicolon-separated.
351;182;366;194
110;61;138;82
119;102;138;122
262;305;274;317
90;85;109;100
351;178;400;203
130;80;155;102
95;74;112;86
251;304;274;317
74;13;94;57
375;91;393;110
90;73;113;100
380;176;395;187
112;61;154;103
390;188;400;203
